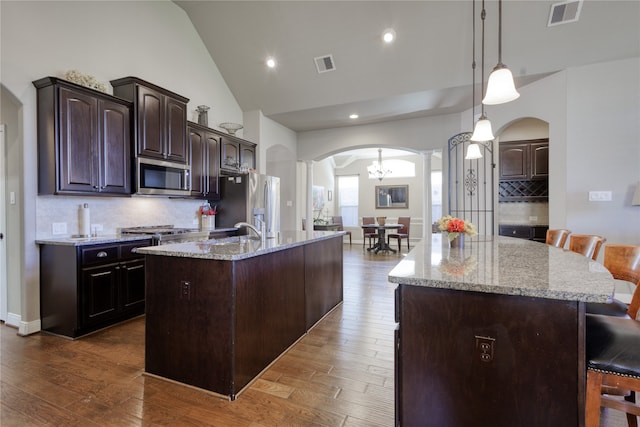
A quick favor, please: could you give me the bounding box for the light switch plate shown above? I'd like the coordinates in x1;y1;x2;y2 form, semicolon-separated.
589;191;612;201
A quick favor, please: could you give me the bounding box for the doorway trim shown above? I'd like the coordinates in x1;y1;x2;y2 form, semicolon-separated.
1;124;7;321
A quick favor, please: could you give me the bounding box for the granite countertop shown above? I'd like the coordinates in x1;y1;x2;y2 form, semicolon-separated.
135;230;346;261
388;234;615;303
35;234;154;246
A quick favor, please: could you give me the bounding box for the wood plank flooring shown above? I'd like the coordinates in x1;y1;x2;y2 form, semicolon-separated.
0;244;631;426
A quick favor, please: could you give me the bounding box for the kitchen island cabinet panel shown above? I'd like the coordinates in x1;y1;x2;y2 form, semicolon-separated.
234;247;306;390
397;285;582;427
145;257;234;395
139;232;345;399
304;237;344;330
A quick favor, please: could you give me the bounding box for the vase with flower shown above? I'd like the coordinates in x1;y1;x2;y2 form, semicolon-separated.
437;215;478;248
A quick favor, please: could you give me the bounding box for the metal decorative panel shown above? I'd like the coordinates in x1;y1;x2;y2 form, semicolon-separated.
447;132;495;236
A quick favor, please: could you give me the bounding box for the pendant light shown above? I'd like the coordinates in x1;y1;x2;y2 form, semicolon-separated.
471;0;494;143
465;0;482;160
483;0;520;105
367;148;391;181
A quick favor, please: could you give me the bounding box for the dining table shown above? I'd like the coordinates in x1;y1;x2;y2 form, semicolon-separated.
361;223;403;253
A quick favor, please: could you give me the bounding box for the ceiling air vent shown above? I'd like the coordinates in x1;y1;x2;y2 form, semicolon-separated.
314;54;336;74
548;0;583;27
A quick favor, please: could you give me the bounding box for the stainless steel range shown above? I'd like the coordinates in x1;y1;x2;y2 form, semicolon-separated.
120;225;210;245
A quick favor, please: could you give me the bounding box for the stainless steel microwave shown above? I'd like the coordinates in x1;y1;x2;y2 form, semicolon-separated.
136;157;190;196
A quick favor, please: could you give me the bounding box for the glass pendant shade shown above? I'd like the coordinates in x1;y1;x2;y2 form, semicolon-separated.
483;64;520;105
470;115;494;142
465;143;483;160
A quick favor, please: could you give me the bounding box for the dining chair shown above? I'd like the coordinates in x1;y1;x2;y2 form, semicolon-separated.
545;229;571;248
362;216;376;249
587;245;640;318
331;216;351;245
387;216;411;252
584;245;640;427
569;234;606;260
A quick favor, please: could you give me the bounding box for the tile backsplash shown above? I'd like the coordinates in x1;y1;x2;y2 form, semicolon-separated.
36;196;211;238
498;202;549;225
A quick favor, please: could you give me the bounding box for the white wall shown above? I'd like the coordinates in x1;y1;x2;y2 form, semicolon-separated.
1;0;245;330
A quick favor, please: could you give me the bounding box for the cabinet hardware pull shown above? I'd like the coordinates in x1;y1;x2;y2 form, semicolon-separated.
97;251;108;257
512;230;516;235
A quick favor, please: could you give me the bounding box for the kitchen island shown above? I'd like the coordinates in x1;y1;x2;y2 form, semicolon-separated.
389;234;615;427
136;231;344;400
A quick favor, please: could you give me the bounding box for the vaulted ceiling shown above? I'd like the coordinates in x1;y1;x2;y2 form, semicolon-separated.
175;1;640;132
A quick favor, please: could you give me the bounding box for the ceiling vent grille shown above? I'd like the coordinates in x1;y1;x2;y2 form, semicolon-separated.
314;55;336;73
548;0;583;26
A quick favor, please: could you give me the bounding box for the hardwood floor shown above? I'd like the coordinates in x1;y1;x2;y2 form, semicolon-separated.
0;244;631;426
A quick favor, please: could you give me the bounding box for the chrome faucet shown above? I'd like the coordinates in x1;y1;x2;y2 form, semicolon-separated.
234;222;262;239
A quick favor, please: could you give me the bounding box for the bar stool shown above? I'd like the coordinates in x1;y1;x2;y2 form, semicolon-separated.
587;245;640;318
585;245;640;426
569;234;606;260
546;229;571;248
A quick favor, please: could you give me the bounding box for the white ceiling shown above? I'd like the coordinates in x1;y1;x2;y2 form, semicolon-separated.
174;0;639;133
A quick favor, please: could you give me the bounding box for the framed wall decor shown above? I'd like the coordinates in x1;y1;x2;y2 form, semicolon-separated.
376;185;409;209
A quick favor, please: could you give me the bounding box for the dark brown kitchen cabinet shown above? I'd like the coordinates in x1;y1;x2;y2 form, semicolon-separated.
499;139;549;202
39;238;152;338
218;131;256;174
499;139;549;181
188;122;220;200
33;77;132;196
110;77;189;164
499;224;549;243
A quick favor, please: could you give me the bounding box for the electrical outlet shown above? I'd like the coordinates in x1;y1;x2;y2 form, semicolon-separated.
475;335;495;363
529;216;538;221
181;281;191;300
52;222;67;235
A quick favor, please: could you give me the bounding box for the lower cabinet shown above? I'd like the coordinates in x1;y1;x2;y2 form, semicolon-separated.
40;239;152;338
499;224;548;243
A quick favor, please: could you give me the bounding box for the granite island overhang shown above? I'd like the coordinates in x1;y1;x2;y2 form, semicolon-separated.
135;230;345;400
388;234;615;427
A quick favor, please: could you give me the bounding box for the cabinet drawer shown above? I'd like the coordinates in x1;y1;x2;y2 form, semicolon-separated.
81;245;119;265
120;240;153;260
499;225;531;239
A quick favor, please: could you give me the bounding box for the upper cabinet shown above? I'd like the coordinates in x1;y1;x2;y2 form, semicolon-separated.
111;77;189;164
217;131;256;175
188;122;220;200
33;77;132;196
498;139;549;202
499;140;548;181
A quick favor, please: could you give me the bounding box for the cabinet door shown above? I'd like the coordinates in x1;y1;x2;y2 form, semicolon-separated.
137;86;164;159
120;259;146;314
531;142;549;180
189;127;206;197
205;133;220;199
98;99;131;194
59;87;98;192
240;143;256;171
165;97;188;163
499;143;529;180
220;137;240;172
81;263;119;327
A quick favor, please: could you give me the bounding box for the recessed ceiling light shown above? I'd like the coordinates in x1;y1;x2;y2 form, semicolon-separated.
382;29;396;44
349;114;359;119
266;57;277;68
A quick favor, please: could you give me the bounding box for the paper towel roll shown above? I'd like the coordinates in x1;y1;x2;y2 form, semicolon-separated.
79;203;90;237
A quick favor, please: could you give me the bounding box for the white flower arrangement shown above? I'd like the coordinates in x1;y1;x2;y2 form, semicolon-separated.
64;70;108;93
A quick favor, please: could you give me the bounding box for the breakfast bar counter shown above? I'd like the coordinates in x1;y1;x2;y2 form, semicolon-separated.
137;231;344;400
388;235;615;427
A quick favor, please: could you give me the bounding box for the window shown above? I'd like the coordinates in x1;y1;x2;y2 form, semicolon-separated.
337;175;359;227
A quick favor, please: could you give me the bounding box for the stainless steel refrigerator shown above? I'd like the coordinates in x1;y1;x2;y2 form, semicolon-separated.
217;173;280;238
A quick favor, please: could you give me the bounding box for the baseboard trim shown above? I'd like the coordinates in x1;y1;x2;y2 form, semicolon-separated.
6;312;41;336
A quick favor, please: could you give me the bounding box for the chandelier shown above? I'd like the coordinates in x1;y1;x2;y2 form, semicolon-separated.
368;148;392;181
